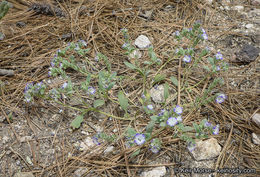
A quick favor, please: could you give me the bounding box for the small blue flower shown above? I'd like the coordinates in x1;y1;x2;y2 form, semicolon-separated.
201;28;206;33
188;28;192;32
216;93;227;104
216;66;220;71
175;48;179;54
150;145;160;153
88;86;96;95
158;109;165;116
212;124;220;135
201;33;208;40
92;136;101;145
134;133;146;145
61;82;68;89
173;105;183;115
183;55;191;63
147;104;153;110
122;42;129;49
174;31;180;36
204;121;212;128
187;142;196;152
78;40;87;47
24;82;33;92
215;52;223;60
167;117;178;127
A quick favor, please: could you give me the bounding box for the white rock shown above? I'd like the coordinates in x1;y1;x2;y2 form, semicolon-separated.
224;6;230;11
73;167;88;177
252;133;260;145
150;85;165;103
79;137;96;151
134;35;151;49
104;146;114;154
252;113;260;127
20;136;32;143
245;24;254;29
205;0;213;5
129;49;142;59
251;0;260;5
190;138;221;161
233;5;244;12
141;166;166;177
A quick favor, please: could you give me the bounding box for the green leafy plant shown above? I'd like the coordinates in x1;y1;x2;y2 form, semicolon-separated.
24;22;228;156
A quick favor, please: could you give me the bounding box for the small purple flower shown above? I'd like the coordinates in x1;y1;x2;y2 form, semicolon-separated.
188;28;192;32
78;40;87;47
61;82;68;89
212;124;220;135
122;42;129;49
158;109;165;116
50;61;55;67
92;136;101;145
183;55;191;63
201;33;208;40
88;86;96;95
174;31;180;36
147;104;153;110
150;145;160;153
134;133;146;145
167;117;178;127
204;121;212;128
24;82;33;92
74;44;80;51
201;28;206;33
215;52;223;60
187;142;196;152
173;105;183;115
216;93;227;104
216;66;220;71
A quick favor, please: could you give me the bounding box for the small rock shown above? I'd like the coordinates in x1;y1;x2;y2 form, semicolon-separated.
235;44;259;63
2;136;9;144
245;24;254;29
252;133;260;145
129;49;142;59
141;166;166;177
251;0;260;5
233;5;244;12
205;0;213;5
252;113;260;127
150;85;165;103
20;136;32;143
73;167;88;177
134;35;151;49
14;172;35;177
16;21;26;28
190;160;215;177
104;146;114;154
190;138;221;161
78;137;96;151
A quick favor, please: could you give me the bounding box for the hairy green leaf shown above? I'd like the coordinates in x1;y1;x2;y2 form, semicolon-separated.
71;115;84;129
94;99;105;108
170;76;179;87
118;91;128;112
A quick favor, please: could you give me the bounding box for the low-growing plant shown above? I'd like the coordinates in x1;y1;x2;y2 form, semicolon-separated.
24;22;228;156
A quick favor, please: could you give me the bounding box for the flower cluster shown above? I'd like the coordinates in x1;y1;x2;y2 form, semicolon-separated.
24;82;46;103
216;93;227;104
167;105;183;127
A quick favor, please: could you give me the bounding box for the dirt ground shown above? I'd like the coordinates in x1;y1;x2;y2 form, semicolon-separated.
0;0;259;176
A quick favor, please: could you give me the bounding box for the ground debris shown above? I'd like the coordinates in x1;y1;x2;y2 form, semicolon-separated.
28;3;66;17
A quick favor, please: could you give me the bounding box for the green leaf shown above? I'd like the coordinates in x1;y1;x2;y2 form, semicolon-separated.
160;122;166;127
71;115;84;129
127;127;137;137
193;123;200;133
146;121;155;133
164;83;169;101
130;149;140;158
118;91;128;112
150;115;158;121
94;99;105;108
124;61;137;70
207;57;215;66
153;74;166;85
203;66;210;72
143;61;153;65
170;76;179;87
